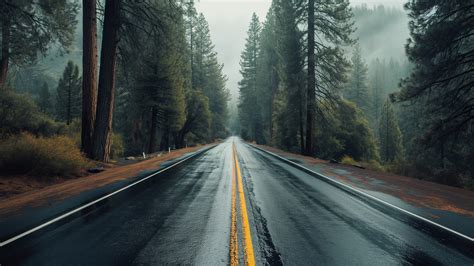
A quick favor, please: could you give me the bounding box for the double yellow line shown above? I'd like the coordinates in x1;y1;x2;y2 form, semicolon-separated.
230;142;256;266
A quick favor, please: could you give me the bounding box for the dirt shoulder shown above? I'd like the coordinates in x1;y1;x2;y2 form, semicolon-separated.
0;145;212;217
256;144;474;219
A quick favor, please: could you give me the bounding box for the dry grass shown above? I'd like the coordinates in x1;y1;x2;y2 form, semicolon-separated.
0;133;90;177
0;144;211;216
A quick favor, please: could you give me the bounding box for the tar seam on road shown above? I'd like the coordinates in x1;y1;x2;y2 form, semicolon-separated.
233;142;256;266
230;148;239;266
250;144;474;242
0;147;214;248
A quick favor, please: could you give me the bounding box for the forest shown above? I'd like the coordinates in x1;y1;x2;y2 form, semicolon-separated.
0;0;472;189
0;1;228;165
237;0;473;188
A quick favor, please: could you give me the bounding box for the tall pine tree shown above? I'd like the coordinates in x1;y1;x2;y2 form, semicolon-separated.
239;13;262;143
56;61;82;125
379;98;403;163
303;0;354;155
38;82;52;114
256;6;279;144
274;0;305;152
346;43;371;117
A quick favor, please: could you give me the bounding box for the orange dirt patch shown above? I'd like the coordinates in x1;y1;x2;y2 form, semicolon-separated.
0;145;211;217
256;144;474;218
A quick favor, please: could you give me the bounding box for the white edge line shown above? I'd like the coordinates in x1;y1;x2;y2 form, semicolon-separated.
250;144;474;242
0;147;213;247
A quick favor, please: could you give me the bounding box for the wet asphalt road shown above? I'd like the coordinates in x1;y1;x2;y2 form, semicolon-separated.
1;137;473;265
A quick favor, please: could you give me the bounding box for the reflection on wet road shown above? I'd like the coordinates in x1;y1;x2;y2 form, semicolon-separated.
1;137;473;264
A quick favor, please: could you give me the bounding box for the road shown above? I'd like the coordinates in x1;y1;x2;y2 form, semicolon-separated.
1;137;473;264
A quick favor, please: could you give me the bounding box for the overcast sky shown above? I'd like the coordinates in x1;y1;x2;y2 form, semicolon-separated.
195;0;407;101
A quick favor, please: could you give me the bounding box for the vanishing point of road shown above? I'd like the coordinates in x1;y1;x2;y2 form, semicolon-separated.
1;137;473;264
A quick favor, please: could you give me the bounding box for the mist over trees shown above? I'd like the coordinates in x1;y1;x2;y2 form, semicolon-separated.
237;0;473;188
1;0;229;163
0;0;472;188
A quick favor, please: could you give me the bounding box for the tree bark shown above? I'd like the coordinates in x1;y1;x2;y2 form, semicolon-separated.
91;0;121;162
82;0;98;157
299;99;305;154
305;0;316;156
67;75;72;125
148;107;157;154
0;17;11;89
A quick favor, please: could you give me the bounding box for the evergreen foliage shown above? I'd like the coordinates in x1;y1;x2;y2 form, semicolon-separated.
378;98;403;163
238;13;262;143
345;43;371;117
56;61;81;125
38;82;52;114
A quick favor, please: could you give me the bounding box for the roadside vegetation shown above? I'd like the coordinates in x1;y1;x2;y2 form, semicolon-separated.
237;1;473;189
0;1;228;184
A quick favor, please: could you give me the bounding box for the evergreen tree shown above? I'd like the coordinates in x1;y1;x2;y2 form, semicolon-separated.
379;98;403;162
238;13;262;143
116;1;187;153
395;0;474;184
191;13;229;140
346;43;371;117
256;6;279;144
0;0;79;88
400;0;473;147
303;0;354;155
177;89;212;146
370;58;385;127
56;61;82;125
82;0;99;157
314;99;379;161
274;0;305;152
38;82;52;114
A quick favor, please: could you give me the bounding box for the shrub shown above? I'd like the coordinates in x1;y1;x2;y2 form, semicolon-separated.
110;133;124;159
340;156;385;172
0;133;90;177
340;155;357;165
0;90;63;137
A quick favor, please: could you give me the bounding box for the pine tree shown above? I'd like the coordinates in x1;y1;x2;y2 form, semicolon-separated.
346;43;371;117
303;0;354;155
256;6;279;144
0;1;79;88
56;61;82;125
191;13;229;140
274;0;306;152
82;0;99;157
400;0;473;147
370;58;385;127
38;82;51;114
238;13;262;143
117;1;187;153
379;98;403;162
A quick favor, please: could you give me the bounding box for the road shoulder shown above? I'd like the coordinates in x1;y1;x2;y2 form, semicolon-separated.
253;144;474;237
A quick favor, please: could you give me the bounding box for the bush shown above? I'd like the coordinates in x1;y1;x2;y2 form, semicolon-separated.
340;156;385;172
340;155;357;165
0;90;63;137
110;133;124;159
0;133;90;177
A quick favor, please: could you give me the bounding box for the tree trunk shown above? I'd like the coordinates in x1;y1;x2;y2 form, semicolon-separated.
305;0;315;156
67;78;71;125
0;18;11;89
148;107;157;154
82;0;98;157
91;0;121;162
299;100;305;154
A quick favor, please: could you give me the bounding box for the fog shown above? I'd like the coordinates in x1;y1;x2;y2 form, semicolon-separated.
195;0;408;102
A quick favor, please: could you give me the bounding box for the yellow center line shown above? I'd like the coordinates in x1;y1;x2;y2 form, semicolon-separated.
233;142;256;266
230;149;239;266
